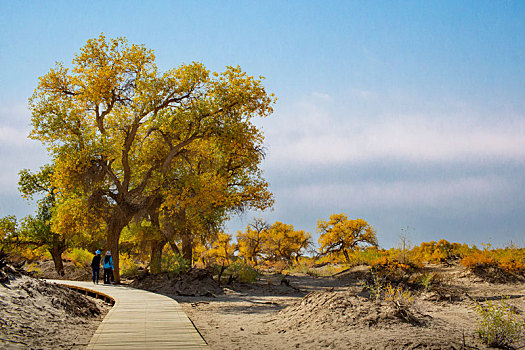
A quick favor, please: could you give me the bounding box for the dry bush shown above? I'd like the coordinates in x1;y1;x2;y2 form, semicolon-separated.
475;298;525;348
361;271;425;325
384;283;421;324
370;258;421;285
462;248;525;283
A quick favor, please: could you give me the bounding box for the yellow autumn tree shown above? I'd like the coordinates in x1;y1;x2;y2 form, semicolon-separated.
206;233;236;266
262;222;311;263
29;34;275;283
237;218;270;265
317;213;378;263
157;135;273;266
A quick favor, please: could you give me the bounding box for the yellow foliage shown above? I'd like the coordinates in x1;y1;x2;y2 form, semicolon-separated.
410;239;471;264
119;252;141;277
318;213;377;263
262;222;311;262
28;34;276;281
205;233;236;266
461;246;525;273
64;248;92;268
236;220;269;265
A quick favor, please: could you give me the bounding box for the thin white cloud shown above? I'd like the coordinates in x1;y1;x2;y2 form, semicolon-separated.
0;126;34;147
264;95;525;166
280;174;511;212
311;92;333;102
0;102;30;126
349;87;375;100
0;103;48;199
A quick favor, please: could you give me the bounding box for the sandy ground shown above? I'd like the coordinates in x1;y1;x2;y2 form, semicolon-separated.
0;261;110;350
2;255;524;349
165;265;525;350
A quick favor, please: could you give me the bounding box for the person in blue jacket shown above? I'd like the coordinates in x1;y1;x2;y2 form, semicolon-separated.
103;251;114;284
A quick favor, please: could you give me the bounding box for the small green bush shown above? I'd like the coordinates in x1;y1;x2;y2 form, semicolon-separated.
416;272;442;292
475;298;524;348
162;252;191;275
361;272;385;301
361;272;421;324
225;261;259;283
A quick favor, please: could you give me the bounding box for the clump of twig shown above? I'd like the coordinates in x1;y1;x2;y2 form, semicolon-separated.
475;297;524;348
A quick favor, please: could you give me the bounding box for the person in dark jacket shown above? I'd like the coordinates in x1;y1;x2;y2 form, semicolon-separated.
103;251;114;284
91;250;101;284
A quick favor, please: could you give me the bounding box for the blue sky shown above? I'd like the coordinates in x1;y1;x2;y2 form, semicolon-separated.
1;1;524;248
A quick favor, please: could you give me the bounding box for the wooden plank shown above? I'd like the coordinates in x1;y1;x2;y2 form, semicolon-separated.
47;280;208;350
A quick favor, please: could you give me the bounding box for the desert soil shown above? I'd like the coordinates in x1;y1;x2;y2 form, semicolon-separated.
0;260;110;350
140;264;525;350
2;257;524;349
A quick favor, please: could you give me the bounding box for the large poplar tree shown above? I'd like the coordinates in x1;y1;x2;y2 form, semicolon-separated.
29;34;275;282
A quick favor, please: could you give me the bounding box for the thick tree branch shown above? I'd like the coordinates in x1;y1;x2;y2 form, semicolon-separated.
161;134;201;175
101;159;123;195
121;116;141;191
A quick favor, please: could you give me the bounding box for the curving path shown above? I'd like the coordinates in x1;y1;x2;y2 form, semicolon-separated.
47;280;208;349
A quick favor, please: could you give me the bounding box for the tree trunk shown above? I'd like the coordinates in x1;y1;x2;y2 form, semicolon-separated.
147;202;166;274
343;249;350;264
159;221;182;256
167;240;181;256
106;208;133;284
217;263;226;285
150;238;167;274
48;235;67;276
149;198;182;259
181;229;193;264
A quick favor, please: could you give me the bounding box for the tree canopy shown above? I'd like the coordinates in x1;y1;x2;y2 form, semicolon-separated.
262;222;311;263
317;213;378;263
29;34;275;282
237;218;270;265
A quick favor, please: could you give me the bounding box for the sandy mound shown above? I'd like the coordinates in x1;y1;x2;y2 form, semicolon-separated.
275;290;429;330
28;259;92;281
264;289;482;349
469;264;525;283
180;263;525;350
0;252;110;349
130;268;224;297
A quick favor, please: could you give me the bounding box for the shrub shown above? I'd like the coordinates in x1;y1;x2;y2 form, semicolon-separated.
266;260;288;274
416;272;442;292
461;250;496;269
162;251;191;275
350;247;384;266
65;248;92;268
287;259;346;277
286;260;312;275
224;261;259;283
26;262;41;275
384;283;419;323
475;298;524;348
361;271;386;301
119;253;140;277
361;272;421;324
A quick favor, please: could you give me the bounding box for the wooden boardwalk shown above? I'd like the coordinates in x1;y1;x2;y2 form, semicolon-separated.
48;280;208;349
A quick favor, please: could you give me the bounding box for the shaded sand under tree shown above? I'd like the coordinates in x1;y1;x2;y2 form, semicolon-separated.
0;253;110;349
